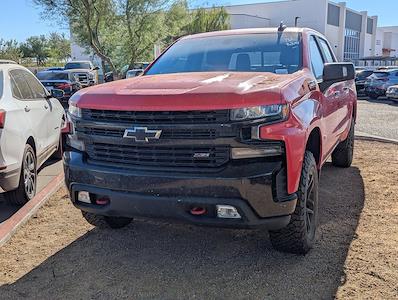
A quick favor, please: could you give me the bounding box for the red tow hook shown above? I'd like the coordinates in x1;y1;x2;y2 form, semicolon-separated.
190;206;207;216
96;197;110;205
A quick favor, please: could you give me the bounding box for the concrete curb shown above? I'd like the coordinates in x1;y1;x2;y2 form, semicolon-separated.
0;173;64;247
355;134;398;145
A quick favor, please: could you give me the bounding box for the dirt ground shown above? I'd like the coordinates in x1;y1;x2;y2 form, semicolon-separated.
0;140;397;299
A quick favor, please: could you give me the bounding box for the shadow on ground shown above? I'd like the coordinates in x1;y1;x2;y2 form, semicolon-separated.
0;164;365;299
357;95;398;106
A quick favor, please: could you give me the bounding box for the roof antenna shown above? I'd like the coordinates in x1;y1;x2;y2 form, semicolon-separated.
278;21;287;32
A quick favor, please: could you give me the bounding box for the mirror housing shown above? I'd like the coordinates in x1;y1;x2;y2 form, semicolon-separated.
51;89;65;99
320;62;355;92
92;66;100;71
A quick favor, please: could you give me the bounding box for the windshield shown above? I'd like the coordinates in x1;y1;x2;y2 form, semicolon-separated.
371;72;389;78
65;62;91;70
146;33;302;75
37;72;69;81
357;70;373;80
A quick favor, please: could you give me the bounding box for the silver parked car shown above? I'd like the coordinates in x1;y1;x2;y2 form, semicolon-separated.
364;69;398;99
386;85;398;101
0;62;65;204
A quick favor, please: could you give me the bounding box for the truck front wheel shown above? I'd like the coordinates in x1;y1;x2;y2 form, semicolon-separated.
332;120;354;168
269;151;318;254
82;211;132;229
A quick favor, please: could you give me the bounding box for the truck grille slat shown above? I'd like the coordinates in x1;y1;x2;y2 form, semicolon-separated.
76;126;218;139
86;143;229;168
81;109;229;124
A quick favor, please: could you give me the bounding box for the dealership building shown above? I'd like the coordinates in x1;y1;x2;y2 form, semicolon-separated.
224;0;381;62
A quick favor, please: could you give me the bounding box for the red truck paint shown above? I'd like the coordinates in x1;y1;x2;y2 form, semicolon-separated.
65;27;357;254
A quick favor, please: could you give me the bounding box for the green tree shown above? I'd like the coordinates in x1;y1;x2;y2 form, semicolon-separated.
183;7;230;35
47;32;71;63
33;0;229;76
0;39;23;62
20;35;49;66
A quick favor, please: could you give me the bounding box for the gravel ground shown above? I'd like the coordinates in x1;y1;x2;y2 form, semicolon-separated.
357;98;398;140
0;141;397;300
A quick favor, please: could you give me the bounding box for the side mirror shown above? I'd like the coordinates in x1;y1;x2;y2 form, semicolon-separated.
320;62;355;92
51;89;65;99
93;66;100;71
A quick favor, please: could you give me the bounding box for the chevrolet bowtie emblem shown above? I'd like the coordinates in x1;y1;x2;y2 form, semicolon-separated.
123;127;162;142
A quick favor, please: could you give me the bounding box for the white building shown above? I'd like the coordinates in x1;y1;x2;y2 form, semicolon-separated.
224;0;379;62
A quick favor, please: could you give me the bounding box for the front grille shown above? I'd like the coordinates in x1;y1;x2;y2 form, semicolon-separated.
86;143;230;169
74;73;88;83
81;109;230;124
76;126;218;139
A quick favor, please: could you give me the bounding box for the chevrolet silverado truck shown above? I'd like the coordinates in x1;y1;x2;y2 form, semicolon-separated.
64;27;356;254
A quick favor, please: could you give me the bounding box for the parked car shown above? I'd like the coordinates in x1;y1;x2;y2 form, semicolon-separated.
0;62;65;204
36;70;82;108
126;69;144;78
364;69;398;99
64;61;99;87
355;69;373;95
386;85;398;101
64;27;356;254
46;67;64;71
0;60;17;65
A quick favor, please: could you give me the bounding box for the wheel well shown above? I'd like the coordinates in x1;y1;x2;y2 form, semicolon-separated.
306;128;321;166
26;137;36;155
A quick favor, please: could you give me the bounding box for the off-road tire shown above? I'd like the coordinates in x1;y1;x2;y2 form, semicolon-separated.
82;211;132;229
332;120;354;168
4;144;37;205
269;151;319;254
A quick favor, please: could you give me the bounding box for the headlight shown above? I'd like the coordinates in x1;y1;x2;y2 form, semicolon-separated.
230;104;289;122
68;104;81;118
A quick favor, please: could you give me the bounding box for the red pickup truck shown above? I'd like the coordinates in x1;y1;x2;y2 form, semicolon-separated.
64;27;356;254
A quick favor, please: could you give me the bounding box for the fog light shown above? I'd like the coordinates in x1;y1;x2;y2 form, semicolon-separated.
231;147;282;159
216;205;241;219
78;191;91;203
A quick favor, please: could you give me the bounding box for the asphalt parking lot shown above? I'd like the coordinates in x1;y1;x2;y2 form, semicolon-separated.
0;160;63;224
356;97;398;140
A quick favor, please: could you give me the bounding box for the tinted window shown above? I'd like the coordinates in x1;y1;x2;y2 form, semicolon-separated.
24;72;47;99
372;72;389;78
64;62;91;70
318;38;335;63
309;36;325;80
146;33;303;75
357;70;373;80
327;4;340;27
9;69;34;99
37;72;69;81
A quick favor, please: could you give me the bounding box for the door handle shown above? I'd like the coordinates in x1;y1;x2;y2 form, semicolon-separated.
24;106;31;112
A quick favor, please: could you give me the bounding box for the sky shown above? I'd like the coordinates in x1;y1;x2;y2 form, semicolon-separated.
0;0;397;42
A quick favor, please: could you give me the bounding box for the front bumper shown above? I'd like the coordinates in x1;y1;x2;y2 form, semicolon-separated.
386;91;398;99
64;151;297;229
365;86;386;96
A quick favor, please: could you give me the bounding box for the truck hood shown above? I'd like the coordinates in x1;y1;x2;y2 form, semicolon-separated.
72;72;300;111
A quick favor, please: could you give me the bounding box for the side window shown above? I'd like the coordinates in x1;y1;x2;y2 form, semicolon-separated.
9;69;34;100
309;36;325;80
317;38;335;63
23;72;47;99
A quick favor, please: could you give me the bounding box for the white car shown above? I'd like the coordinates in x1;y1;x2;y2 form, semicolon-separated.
0;61;65;204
